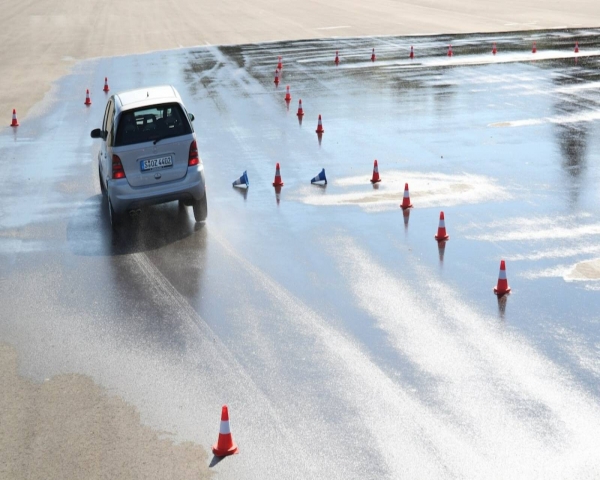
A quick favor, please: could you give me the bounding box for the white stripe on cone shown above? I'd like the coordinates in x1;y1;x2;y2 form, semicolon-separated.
220;420;231;435
439;220;446;228
498;268;507;280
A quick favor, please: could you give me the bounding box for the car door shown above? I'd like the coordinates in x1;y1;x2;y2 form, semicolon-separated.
98;101;110;179
100;99;115;182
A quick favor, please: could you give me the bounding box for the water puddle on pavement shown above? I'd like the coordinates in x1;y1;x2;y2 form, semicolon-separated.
0;343;212;480
295;171;507;212
566;258;600;280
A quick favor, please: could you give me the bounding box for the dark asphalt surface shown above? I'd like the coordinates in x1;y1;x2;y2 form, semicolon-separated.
2;30;600;478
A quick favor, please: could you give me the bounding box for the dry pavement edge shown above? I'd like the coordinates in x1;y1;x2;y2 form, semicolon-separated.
1;0;600;122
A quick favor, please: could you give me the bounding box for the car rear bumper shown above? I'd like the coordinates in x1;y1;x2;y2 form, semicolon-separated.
108;165;206;213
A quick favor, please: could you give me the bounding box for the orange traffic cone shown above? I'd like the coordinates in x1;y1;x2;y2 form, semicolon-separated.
277;56;283;70
447;44;453;57
10;109;19;127
315;114;324;134
371;48;376;62
409;46;414;59
274;69;280;86
574;42;579;53
334;51;340;65
103;77;110;92
296;99;304;117
285;85;291;101
492;42;497;55
400;183;413;209
493;260;511;295
273;162;284;187
434;211;449;241
212;405;239;457
532;42;537;54
84;89;92;106
370;159;381;183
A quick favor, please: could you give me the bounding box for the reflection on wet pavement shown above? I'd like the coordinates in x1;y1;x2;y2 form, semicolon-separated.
1;28;600;479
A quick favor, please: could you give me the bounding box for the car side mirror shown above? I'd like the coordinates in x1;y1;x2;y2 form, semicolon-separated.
188;113;195;122
90;128;106;139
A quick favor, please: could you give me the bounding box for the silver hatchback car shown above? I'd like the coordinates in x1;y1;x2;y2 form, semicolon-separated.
91;85;207;227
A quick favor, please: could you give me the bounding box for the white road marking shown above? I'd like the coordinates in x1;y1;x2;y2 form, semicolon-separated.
315;25;352;30
504;22;538;26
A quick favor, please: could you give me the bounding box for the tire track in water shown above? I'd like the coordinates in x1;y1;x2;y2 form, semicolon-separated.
332;236;600;478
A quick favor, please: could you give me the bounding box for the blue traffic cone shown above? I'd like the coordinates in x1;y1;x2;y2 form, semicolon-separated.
232;171;249;188
311;168;327;185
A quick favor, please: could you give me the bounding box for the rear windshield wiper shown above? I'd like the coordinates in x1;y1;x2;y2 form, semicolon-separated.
153;134;175;145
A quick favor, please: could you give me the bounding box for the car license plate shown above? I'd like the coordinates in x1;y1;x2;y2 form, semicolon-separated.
141;156;173;171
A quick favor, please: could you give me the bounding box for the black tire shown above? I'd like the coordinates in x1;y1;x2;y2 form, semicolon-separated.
192;190;207;222
108;197;120;229
99;166;107;195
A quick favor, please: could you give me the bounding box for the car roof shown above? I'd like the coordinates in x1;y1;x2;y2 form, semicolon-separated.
114;86;182;113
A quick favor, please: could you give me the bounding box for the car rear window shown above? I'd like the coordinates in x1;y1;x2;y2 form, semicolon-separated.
114;103;192;146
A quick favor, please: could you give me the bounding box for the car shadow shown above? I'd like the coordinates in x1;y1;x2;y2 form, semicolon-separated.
67;194;204;256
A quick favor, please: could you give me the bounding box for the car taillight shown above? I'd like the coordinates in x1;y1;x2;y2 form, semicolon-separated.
112;154;125;179
188;140;200;167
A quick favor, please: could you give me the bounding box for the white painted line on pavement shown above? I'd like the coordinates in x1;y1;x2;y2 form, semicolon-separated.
315;26;352;30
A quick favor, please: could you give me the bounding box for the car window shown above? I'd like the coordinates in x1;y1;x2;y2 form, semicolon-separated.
114;103;192;147
182;106;195;133
105;101;115;146
102;101;111;133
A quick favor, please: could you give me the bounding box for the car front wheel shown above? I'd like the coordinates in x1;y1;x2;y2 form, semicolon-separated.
192;190;207;222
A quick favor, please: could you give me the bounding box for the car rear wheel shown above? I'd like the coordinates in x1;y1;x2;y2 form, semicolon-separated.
192;190;207;222
108;197;120;229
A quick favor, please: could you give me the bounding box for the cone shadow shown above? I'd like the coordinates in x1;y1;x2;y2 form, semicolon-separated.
209;455;226;468
298;116;303;127
285;99;290;111
372;183;380;190
403;208;410;229
317;133;323;147
233;186;248;201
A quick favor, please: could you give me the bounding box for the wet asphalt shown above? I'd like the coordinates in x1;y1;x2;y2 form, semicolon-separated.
1;29;600;478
